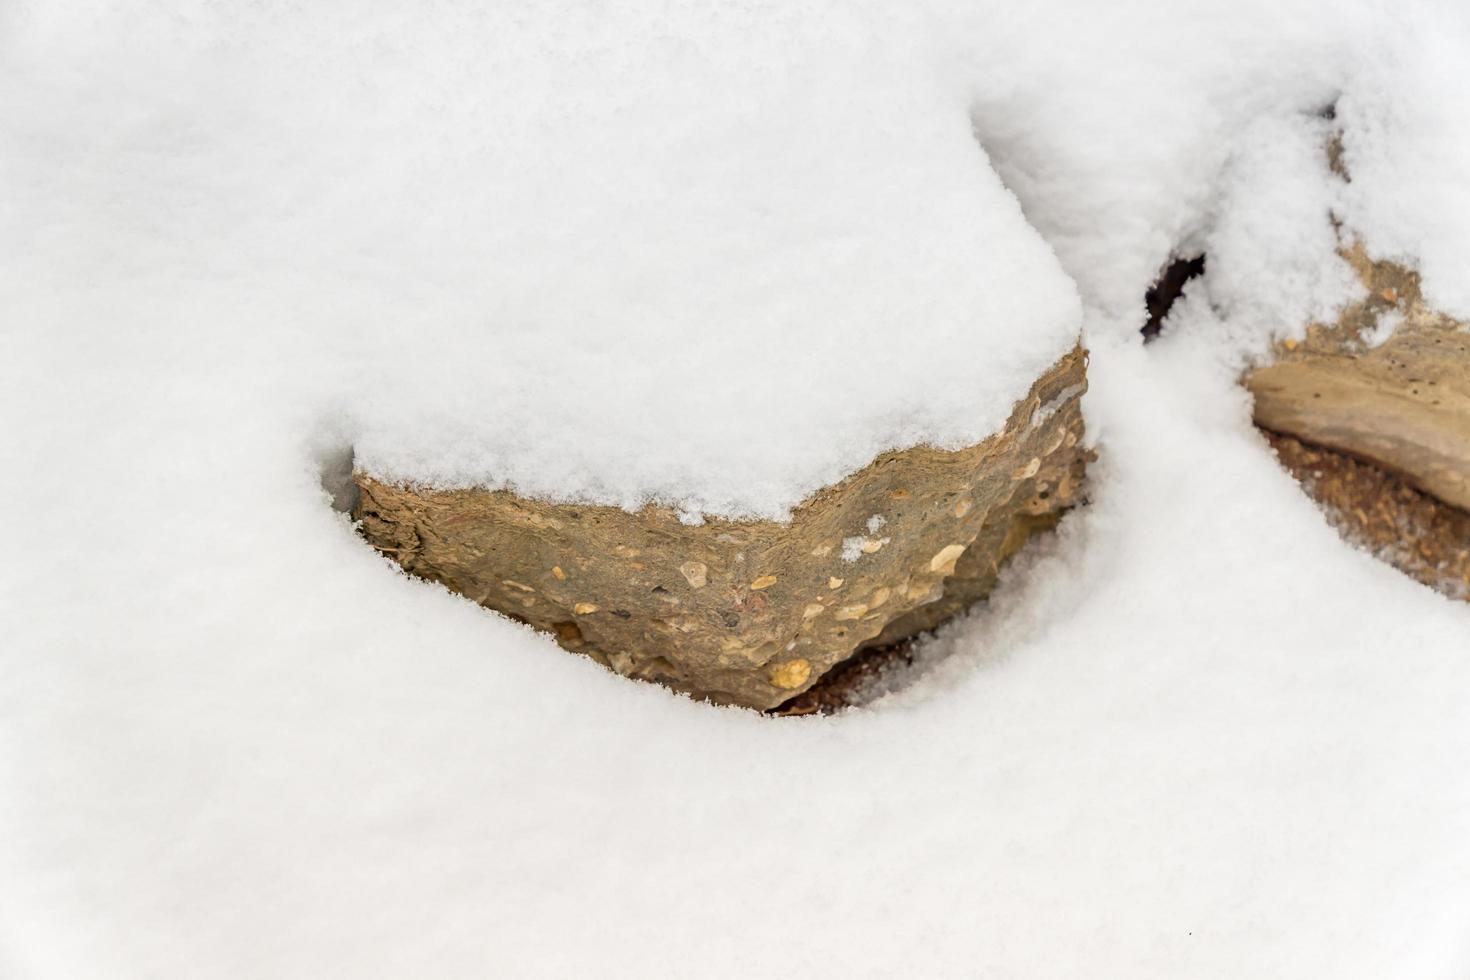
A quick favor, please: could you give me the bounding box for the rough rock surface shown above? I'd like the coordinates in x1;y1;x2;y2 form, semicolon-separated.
1247;245;1470;511
354;346;1088;710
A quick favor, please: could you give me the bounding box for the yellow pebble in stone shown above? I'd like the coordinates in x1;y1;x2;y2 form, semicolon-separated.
929;544;967;575
573;602;599;615
679;561;708;589
1013;457;1041;480
810;544;833;557
835;604;868;621
828;577;844;590
551;566;567;581
803;603;825;620
770;659;812;690
953;497;972;519
750;574;778;590
861;538;885;554
869;587;891;609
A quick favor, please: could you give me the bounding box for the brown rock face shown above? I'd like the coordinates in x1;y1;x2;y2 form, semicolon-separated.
354;344;1089;710
1247;245;1470;511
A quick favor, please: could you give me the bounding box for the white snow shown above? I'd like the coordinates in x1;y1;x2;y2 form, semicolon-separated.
5;0;1470;977
1362;310;1404;350
1;0;1084;521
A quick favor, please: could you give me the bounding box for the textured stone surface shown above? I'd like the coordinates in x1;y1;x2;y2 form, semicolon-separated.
1247;244;1470;511
354;345;1089;710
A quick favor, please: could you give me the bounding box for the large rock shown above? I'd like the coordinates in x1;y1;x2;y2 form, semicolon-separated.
1248;244;1470;511
354;345;1089;710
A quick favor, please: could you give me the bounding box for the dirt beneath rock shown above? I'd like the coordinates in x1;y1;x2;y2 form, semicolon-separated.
1263;429;1470;601
769;637;921;716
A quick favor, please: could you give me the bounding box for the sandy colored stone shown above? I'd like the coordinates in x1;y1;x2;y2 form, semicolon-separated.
929;544;967;575
354;344;1089;710
769;659;813;690
1247;244;1470;511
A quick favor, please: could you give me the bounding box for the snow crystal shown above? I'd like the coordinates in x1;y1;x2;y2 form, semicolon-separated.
1361;309;1404;349
841;534;890;563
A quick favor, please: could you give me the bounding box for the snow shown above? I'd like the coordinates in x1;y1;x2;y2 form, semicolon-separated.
4;0;1470;977
1;0;1082;521
1337;11;1470;318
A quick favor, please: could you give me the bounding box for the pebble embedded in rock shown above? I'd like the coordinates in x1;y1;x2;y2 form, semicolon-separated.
929;544;967;575
770;659;812;690
679;561;708;589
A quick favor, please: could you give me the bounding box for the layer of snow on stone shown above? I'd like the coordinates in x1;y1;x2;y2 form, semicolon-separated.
5;0;1470;977
3;0;1085;520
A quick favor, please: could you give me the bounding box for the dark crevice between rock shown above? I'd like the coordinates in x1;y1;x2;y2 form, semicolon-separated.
320;444;361;514
1141;254;1206;343
1263;428;1470;601
770;636;920;716
1317;99;1351;183
771;494;1094;717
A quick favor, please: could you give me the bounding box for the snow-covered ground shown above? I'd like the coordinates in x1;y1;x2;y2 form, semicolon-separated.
4;1;1470;976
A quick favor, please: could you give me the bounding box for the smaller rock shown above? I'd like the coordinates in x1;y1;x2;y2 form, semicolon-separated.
679;561;708;589
929;544;967;575
770;659;813;690
1247;244;1470;511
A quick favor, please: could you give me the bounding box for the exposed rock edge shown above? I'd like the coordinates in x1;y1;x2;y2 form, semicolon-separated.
354;344;1088;710
1247;244;1470;511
